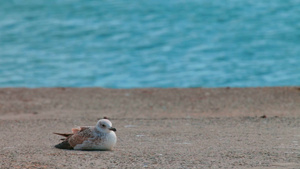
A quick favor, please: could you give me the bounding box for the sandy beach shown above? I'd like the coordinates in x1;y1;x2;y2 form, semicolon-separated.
0;87;299;168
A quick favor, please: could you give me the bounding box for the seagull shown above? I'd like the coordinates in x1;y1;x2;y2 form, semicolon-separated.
53;118;117;150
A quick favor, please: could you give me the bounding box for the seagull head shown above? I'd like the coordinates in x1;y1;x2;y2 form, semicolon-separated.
96;119;117;133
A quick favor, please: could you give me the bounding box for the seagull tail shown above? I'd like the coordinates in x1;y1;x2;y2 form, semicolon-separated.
53;132;73;137
54;140;73;150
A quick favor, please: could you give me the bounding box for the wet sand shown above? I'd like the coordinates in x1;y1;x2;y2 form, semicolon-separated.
0;87;299;168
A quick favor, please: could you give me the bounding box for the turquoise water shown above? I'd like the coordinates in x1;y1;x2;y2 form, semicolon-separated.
0;0;299;88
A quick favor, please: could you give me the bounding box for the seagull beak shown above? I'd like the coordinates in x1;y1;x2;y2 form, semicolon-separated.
109;127;117;132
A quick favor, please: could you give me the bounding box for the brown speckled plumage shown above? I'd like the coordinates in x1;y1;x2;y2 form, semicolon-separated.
54;119;117;150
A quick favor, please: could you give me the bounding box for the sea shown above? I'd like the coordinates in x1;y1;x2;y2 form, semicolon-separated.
0;0;299;88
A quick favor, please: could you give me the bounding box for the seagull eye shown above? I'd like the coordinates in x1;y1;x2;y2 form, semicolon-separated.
101;124;106;127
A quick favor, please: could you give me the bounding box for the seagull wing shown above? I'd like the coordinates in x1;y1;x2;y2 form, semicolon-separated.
68;127;94;148
72;126;90;134
54;126;94;149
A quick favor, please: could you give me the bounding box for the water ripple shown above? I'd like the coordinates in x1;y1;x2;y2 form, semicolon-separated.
0;0;299;88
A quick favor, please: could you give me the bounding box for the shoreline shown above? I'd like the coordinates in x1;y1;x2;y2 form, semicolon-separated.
0;87;299;117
